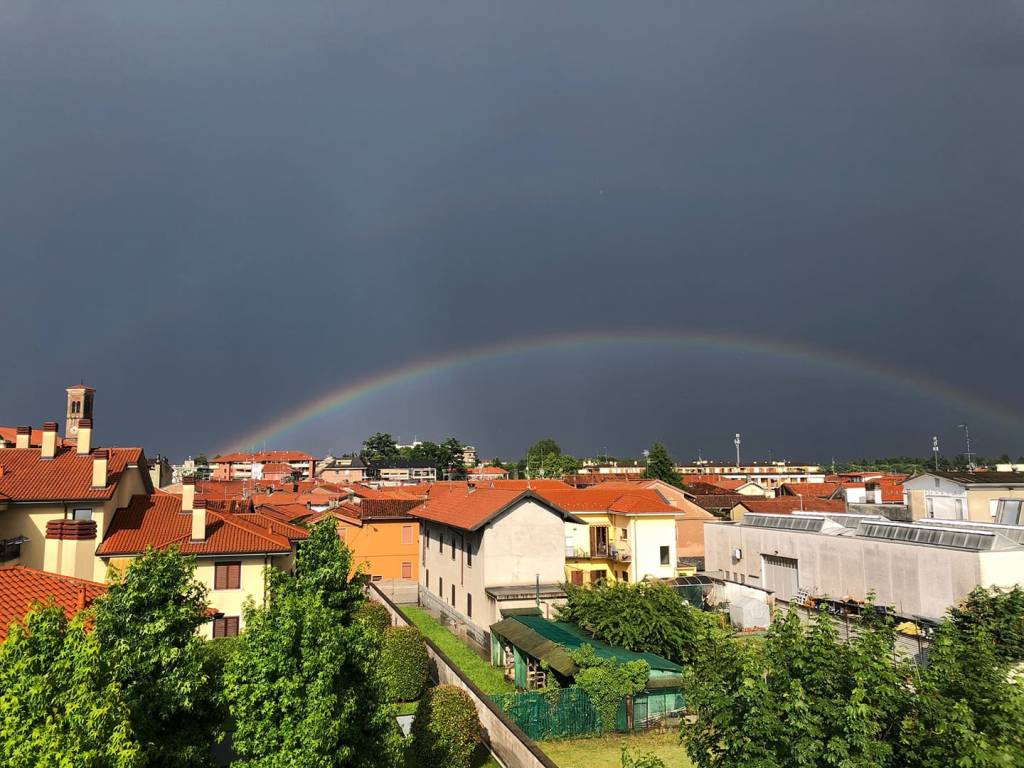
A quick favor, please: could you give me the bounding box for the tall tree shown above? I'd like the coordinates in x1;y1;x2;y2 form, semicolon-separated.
361;432;400;464
0;605;139;768
524;438;580;478
438;437;467;479
642;442;683;488
226;521;401;767
94;547;225;767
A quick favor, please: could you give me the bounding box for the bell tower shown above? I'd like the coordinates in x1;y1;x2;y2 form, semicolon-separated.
65;383;95;444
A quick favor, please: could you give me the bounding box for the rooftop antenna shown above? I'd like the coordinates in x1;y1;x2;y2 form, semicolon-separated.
734;433;741;469
957;424;975;471
932;436;940;471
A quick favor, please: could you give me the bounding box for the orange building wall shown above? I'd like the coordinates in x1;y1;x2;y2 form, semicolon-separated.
337;519;420;580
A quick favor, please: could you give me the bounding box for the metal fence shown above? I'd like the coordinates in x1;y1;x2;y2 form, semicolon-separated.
491;686;685;741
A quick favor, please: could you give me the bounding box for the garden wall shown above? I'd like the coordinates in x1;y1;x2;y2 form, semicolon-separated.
368;582;559;768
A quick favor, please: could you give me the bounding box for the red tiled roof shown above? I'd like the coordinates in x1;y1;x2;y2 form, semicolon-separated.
0;446;147;501
0;566;106;641
535;488;676;514
735;498;847;515
98;493;302;557
212;451;315;463
358;499;423;519
467;465;509;475
255;502;318;523
410;488;581;532
261;462;295;474
780;482;843;499
866;475;908;503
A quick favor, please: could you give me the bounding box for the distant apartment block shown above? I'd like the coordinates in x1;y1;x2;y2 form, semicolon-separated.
210;450;317;480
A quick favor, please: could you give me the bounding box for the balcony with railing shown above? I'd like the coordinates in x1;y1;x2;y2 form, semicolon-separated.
0;536;28;563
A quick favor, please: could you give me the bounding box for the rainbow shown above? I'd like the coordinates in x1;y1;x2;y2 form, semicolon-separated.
218;329;1023;453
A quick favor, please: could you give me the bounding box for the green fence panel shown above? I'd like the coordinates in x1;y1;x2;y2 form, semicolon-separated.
491;687;602;740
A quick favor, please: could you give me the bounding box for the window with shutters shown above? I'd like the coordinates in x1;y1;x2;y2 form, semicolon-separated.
214;561;241;590
401;561;412;579
213;616;240;638
402;525;413;545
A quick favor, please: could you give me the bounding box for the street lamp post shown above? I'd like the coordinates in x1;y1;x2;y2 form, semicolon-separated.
957;424;975;471
734;433;741;469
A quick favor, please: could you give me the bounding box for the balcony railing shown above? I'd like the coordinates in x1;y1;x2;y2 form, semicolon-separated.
609;545;632;562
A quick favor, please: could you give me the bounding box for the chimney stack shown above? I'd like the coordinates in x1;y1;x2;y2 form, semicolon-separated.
191;499;207;541
15;426;31;450
92;449;109;488
41;422;58;459
76;419;93;455
182;476;196;513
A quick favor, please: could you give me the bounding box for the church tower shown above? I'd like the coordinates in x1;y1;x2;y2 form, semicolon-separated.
65;383;95;444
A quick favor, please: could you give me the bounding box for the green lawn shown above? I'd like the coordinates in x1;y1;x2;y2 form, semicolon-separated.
399;605;514;694
538;730;693;768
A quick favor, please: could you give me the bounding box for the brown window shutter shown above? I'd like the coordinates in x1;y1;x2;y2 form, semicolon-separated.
226;616;239;637
213;617;224;638
214;564;226;590
589;526;598;553
229;562;241;589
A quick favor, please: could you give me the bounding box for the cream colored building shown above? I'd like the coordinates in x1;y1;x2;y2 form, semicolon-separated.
903;471;1024;523
0;416;152;582
97;478;307;637
414;487;584;643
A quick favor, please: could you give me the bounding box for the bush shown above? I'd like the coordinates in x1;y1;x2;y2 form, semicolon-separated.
408;684;480;768
356;601;392;635
621;749;667;768
382;625;430;702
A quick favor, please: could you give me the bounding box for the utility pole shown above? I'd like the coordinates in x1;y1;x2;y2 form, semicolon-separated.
734;433;741;469
932;436;940;471
957;424;974;471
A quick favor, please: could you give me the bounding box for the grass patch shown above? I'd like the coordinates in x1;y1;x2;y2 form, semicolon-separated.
394;701;419;716
400;605;514;695
538;730;693;768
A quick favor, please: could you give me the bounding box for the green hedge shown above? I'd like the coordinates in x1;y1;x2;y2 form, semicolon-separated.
408;684;481;768
382;626;430;702
355;601;392;635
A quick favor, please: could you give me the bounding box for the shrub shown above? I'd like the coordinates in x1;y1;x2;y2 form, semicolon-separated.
381;625;430;702
621;749;667;768
570;645;648;732
408;684;480;768
356;601;392;635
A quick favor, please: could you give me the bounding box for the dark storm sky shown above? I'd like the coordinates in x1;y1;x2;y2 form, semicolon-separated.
2;2;1023;463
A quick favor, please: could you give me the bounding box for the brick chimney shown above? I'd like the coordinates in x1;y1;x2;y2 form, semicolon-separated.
41;422;58;459
191;499;207;542
15;426;31;450
91;449;109;489
76;418;93;455
182;476;196;513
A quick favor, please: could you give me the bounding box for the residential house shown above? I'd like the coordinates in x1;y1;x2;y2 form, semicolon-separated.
317;455;367;484
210;450;317;480
310;498;421;581
97;479;308;637
0;565;107;641
260;462;297;482
704;511;1024;619
466;465;510;481
676;461;825;492
539;488;681;584
412;487;585;643
902;472;1024;522
0;417;152;582
370;460;438;485
147;455;173;488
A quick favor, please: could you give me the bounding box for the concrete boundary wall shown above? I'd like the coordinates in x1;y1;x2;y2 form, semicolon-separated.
368;582;558;768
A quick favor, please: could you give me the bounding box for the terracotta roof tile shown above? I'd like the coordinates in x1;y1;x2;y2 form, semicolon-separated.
734;498;847;515
410;488;581;531
0;446;146;501
212;451;315;463
0;566;105;641
98;493;303;557
535;488;676;514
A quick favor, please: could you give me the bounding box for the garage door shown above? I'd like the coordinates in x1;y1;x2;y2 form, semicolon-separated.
762;555;799;600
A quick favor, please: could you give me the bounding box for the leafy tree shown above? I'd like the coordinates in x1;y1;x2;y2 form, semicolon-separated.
94;547;225;768
407;684;481;768
523;438;581;479
0;548;223;768
226;520;401;767
559;581;724;665
642;443;683;488
570;645;648;733
438;437;467;479
0;604;139;768
380;626;429;702
361;432;400;464
948;585;1024;663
